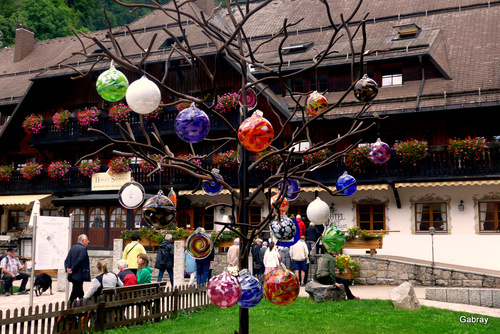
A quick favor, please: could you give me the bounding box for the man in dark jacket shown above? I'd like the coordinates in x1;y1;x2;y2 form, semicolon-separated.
251;238;262;275
258;241;268;275
64;234;91;305
155;234;174;286
196;247;214;285
305;223;321;263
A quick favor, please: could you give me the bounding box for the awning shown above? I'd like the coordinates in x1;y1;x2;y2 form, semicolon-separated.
0;194;51;206
395;180;500;188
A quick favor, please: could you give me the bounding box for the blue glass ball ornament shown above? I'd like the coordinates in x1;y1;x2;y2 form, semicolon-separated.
322;225;345;252
278;179;301;202
202;169;224;196
276;218;300;247
336;171;357;196
174;103;211;143
369;138;391;164
270;215;296;241
237;269;263;308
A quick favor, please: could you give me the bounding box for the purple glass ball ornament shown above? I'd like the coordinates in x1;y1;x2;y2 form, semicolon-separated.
278;178;301;202
237;269;263;308
207;271;242;308
354;74;378;103
369;138;391;164
336;171;357;196
174;103;210;143
202;168;224;196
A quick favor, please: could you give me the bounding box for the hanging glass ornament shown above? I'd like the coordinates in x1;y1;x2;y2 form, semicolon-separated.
336;171;358;196
270;215;296;241
186;227;213;259
271;193;289;214
306;197;330;225
207;271;242;308
96;63;129;102
168;187;177;207
278;178;301;202
174;103;211;143
238;110;274;152
239;88;258;111
306;91;328;116
142;190;176;228
369;138;391;164
237;269;263;308
202;168;224;196
353;74;378;102
276;218;300;247
322;225;346;252
125;76;161;114
264;266;300;306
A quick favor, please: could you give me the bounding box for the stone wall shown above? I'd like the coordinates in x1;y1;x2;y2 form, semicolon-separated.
426;287;500;308
353;256;500;288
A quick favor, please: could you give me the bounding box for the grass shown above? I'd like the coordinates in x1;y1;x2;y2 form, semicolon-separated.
104;297;499;334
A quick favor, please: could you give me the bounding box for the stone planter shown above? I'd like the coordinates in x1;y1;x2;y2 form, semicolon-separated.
343;238;383;256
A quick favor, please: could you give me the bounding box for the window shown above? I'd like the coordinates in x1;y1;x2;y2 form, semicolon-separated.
70;208;85;228
382;74;403;86
158;36;184;50
42;209;58;216
177;211;192;229
415;202;447;232
110;207;127;228
134;210;144;228
281;42;313;54
357;204;385;230
249;206;261;225
8;210;24;231
478;202;500;232
284;78;304;96
310;75;328;92
89;208;105;228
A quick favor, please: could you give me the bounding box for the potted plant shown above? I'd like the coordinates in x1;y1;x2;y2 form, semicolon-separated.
0;165;13;182
343;226;383;255
109;103;131;122
20;162;42;180
303;147;329;165
256;149;283;171
22;114;44;134
77;106;100;127
393;139;428;166
214;150;239;169
214;92;239;113
108;157;131;174
334;254;360;279
448;136;487;161
52;110;72;130
48;161;71;179
139;154;164;173
78;159;101;177
346;146;371;173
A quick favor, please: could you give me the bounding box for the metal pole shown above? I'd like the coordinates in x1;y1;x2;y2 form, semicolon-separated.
66;214;73;303
431;234;435;267
29;213;37;308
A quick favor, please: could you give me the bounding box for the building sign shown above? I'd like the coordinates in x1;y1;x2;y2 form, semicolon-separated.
329;213;347;230
91;171;131;191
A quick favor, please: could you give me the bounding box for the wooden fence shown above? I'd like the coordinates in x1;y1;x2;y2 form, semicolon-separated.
0;283;209;334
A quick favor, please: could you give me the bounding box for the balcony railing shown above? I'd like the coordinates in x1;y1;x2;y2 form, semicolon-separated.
2;150;500;195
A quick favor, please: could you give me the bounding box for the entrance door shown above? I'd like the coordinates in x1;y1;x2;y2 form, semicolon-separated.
109;207;127;245
177;209;194;229
88;207;106;248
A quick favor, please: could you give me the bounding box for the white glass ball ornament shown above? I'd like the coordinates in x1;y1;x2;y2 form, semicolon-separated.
125;76;161;114
306;197;330;225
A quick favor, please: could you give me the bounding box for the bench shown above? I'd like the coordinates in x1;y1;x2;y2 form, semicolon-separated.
305;281;346;302
0;279;14;295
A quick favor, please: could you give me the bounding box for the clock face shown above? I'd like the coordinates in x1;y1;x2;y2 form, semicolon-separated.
119;182;145;209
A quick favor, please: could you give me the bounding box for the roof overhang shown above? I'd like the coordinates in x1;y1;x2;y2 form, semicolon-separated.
0;194;52;206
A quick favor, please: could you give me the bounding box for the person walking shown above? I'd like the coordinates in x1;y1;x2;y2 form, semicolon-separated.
155;234;174;286
122;233;146;275
263;241;280;275
290;235;309;286
0;247;29;295
64;234;91;305
116;259;137;286
227;238;240;268
258;241;268;275
305;223;320;263
251;238;262;275
184;250;197;285
313;250;359;300
136;253;152;284
196;247;214;285
280;246;293;271
296;215;306;236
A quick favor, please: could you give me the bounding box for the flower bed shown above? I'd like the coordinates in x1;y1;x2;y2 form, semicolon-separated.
21;162;42;180
48;161;71;179
393;139;428;165
257;149;283;171
77;106;100;127
0;166;13;182
139;154;164;173
52;110;72;130
448;136;487;161
22;114;44;134
143;103;164;120
335;254;360;275
108;157;131;174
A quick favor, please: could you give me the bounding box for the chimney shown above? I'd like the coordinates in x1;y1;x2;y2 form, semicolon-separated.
194;0;215;16
14;25;36;62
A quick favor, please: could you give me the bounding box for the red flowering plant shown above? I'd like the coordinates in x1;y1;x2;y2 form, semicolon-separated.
78;159;101;177
52;110;72;130
448;136;487;161
109;103;131;122
214;150;239;169
393;139;428;166
20;162;42;180
48;161;71;179
303;147;330;165
213;92;239;113
139;154;164;173
0;166;13;182
77;106;100;127
143;103;164;121
257;149;283;171
22;114;44;134
108;157;131;174
346;146;371;173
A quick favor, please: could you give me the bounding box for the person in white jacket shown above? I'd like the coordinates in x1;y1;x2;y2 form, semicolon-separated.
263;241;280;275
290;236;309;286
83;261;123;302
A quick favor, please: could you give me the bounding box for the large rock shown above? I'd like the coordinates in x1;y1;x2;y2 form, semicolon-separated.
390;282;421;310
305;281;346;302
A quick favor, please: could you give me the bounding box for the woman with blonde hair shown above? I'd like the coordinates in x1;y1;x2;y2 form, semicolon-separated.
83;261;123;302
136;253;152;284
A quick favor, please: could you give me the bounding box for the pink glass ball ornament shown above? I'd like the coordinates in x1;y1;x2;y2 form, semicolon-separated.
270;215;296;241
207;271;242;308
237;269;263;308
125;76;161;114
271;193;289;214
354;74;378;103
238;110;274;152
306;197;330;225
174;103;211;143
264;266;300;306
142;190;176;228
336;171;357;196
369;138;391;164
306;91;328;116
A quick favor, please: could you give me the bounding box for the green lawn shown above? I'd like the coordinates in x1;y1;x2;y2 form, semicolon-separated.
105;298;499;334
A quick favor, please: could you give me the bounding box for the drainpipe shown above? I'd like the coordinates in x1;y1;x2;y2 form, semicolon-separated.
414;55;425;112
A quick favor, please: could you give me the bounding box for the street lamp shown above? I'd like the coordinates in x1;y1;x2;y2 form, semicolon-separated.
428;226;435;267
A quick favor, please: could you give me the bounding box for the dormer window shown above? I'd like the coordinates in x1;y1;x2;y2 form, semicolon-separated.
282;42;313;54
86;47;112;61
392;23;421;40
159;36;185;50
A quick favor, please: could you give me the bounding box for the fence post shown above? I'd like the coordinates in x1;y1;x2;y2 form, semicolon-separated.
173;287;179;318
96;297;106;331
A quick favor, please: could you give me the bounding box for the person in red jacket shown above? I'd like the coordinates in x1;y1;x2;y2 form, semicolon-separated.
116;259;137;286
296;215;306;236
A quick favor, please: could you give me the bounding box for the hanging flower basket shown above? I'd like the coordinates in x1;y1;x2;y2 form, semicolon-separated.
139;154;164;173
78;160;101;177
48;161;71;179
303;147;329;165
0;166;13;182
22;114;44;134
109;103;131;122
214;150;239;169
77;106;100;127
52;110;72;130
393;139;428;165
214;92;239;113
448;136;487;161
21;162;42;180
108;157;131;174
346;146;372;173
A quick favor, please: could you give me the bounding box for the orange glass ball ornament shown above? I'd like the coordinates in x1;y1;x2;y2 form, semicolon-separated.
238;110;274;152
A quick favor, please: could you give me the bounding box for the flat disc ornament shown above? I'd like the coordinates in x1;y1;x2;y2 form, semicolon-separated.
207;271;242;308
270;215;296;241
125;76;161;114
142;190;176;228
238;110;274;152
354;74;378;103
369;138;391;164
336;171;357;196
306;91;328;116
322;225;346;252
237;269;263;308
202;169;224;196
264;266;300;306
239;88;258;111
186;227;213;259
175;103;211;143
118;181;145;209
96;63;129;102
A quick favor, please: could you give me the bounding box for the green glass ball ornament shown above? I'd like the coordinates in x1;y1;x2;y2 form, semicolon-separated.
96;64;129;102
322;225;345;252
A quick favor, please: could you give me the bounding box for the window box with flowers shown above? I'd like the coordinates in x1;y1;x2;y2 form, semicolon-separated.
48;161;71;179
448;136;487;161
214;150;239;169
78;160;101;177
22;114;45;134
176;101;192;113
139;154;164;174
21;162;42;180
343;226;383;255
108;157;131;174
143;103;164;121
52;110;72;130
346;146;371;173
334;254;360;279
109;103;131;122
214;92;239;113
0;166;13;182
122;227;189;249
77;106;100;127
178;154;203;170
393;139;428;166
257;149;283;171
303;147;329;165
